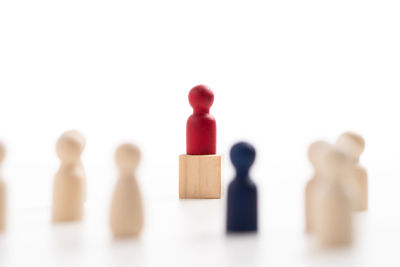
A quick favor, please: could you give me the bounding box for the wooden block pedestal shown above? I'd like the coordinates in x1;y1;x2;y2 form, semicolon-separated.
179;155;222;199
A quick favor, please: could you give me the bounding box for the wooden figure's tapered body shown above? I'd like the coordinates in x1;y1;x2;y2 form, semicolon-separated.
305;141;331;233
0;180;6;232
227;142;257;232
344;165;368;211
52;130;86;223
315;183;352;246
110;174;143;237
52;165;84;222
110;143;143;238
314;148;353;247
227;179;257;232
352;166;368;210
336;132;368;211
305;176;320;233
0;143;6;232
78;161;87;202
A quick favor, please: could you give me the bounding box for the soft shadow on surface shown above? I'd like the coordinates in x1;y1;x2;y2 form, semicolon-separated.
224;233;261;267
50;222;85;249
0;233;7;253
108;237;146;266
303;213;371;267
177;198;224;233
304;236;359;267
48;222;86;265
0;235;8;265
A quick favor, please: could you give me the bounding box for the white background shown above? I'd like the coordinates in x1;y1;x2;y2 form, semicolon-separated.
1;0;400;266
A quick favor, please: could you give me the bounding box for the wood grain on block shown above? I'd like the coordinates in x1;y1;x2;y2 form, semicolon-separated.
179;154;222;199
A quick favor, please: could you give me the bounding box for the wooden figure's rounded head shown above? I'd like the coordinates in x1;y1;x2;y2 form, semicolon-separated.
308;141;331;169
336;132;365;160
188;84;214;112
0;142;5;164
230;142;256;175
56;130;86;163
115;143;141;172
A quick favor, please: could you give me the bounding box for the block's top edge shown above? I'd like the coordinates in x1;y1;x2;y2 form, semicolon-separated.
179;154;222;158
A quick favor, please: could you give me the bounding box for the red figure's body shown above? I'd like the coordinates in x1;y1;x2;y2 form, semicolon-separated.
186;85;216;155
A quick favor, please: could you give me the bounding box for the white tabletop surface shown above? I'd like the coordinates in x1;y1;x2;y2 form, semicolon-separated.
0;153;398;267
1;0;400;266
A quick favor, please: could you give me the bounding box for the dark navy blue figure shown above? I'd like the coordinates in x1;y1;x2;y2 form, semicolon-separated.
227;142;257;232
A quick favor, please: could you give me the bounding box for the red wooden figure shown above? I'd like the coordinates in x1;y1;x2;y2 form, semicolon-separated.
186;85;216;155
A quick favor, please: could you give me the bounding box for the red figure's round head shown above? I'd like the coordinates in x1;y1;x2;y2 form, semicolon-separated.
188;85;214;112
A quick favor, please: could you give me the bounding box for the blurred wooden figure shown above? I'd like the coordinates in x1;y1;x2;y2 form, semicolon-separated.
305;141;331;233
0;142;6;232
315;148;353;247
110;143;143;238
227;142;257;232
52;130;86;222
336;132;368;211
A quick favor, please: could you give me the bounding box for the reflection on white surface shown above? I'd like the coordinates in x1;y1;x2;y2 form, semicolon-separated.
51;223;85;249
224;234;261;267
107;239;147;267
0;157;394;267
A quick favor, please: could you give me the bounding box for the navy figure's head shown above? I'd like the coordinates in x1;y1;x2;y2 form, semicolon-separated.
230;142;256;177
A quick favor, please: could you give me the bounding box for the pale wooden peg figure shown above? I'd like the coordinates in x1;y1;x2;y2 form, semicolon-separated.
0;142;6;232
315;148;353;247
59;130;87;201
305;140;331;233
110;143;143;238
336;132;368;211
52;130;86;222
